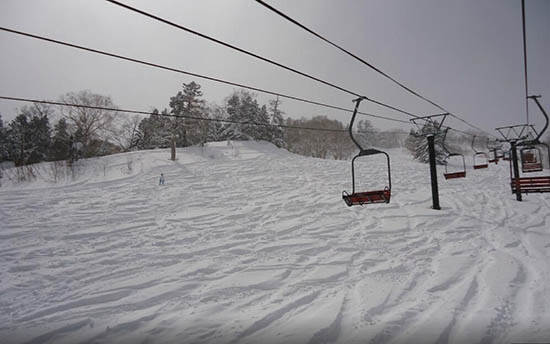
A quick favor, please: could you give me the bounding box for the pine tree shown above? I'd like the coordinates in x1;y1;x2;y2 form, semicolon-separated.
222;90;268;141
356;119;375;148
6;104;52;166
50;118;71;161
135;109;172;149
268;97;286;148
206;104;226;142
405;122;446;164
0;114;8;162
169;81;206;147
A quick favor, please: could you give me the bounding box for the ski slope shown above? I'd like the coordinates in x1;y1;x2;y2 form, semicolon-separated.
1;141;549;344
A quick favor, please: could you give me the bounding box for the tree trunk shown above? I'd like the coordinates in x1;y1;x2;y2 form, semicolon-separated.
171;136;176;161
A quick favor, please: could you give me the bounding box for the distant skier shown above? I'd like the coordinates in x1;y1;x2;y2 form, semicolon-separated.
159;173;165;185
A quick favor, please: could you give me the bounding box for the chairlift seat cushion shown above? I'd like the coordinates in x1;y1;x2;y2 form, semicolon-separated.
474;164;489;169
511;176;550;193
444;171;466;179
343;189;391;206
522;163;543;173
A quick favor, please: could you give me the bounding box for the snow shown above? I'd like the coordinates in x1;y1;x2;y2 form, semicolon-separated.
1;141;549;344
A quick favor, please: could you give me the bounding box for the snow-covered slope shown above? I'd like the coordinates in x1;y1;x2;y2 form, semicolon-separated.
1;141;549;344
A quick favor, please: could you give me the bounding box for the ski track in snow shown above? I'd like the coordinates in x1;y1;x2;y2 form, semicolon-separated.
1;142;549;344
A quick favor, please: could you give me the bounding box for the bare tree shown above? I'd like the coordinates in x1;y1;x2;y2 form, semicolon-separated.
110;114;141;152
59;90;116;157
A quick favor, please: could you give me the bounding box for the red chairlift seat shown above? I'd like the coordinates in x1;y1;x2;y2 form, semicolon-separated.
342;97;392;207
473;152;489;169
472;136;489;169
508;95;550;196
442;130;467;180
511;176;550;193
444;155;466;179
520;147;543;173
343;187;390;206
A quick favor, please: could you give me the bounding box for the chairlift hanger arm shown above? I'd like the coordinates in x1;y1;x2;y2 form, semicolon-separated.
527;95;548;143
348;96;368;151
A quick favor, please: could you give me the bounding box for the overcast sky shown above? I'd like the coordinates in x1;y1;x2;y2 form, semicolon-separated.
1;0;549;135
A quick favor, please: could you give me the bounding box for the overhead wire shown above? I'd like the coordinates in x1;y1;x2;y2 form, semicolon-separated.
104;0;423;120
0;26;410;126
521;0;529;125
0;95;412;135
0;96;346;133
252;0;498;139
0;26;486;141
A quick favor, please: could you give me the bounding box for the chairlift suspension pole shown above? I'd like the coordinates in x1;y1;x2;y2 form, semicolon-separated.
510;140;522;201
427;135;441;210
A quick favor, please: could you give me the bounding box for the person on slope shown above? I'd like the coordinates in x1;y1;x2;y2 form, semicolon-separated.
159;173;165;185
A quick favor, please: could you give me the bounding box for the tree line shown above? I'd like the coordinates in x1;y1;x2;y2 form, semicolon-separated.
0;81;416;184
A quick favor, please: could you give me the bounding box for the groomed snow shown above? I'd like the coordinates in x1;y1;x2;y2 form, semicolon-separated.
1;141;549;344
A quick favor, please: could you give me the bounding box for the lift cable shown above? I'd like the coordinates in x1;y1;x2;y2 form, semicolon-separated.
253;0;497;139
0;27;480;139
521;0;530;125
105;0;423;120
0;96;351;133
0;26;410;125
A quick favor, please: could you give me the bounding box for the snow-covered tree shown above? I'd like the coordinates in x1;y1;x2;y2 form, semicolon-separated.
206;104;226;142
405;121;446;164
222;90;269;141
0;114;8;162
268;97;286;148
6;104;52;166
135;109;172;150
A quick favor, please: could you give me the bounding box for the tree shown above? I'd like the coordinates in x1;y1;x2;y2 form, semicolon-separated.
135;109;172;150
6;103;52;166
59;90;116;158
0;114;8;162
50;118;71;161
222;90;269;141
405;121;446;164
110;115;141;152
206;104;226;142
268;97;286;148
169;81;206;147
355;119;375;148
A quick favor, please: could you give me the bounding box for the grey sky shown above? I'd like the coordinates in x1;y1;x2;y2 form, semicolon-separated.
1;0;549;135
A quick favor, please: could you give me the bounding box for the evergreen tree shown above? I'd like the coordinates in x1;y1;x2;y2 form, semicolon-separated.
206;104;226;142
6;104;52;166
222;90;269;141
50;118;71;161
0;114;8;162
405;121;446;164
135;109;172;149
356;119;375;148
268;97;286;148
169;81;206;147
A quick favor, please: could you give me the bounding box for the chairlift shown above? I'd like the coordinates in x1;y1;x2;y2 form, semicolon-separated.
520;146;543;172
472;135;489;169
442;129;466;179
511;95;550;194
495;148;505;159
487;139;499;164
342;97;391;206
